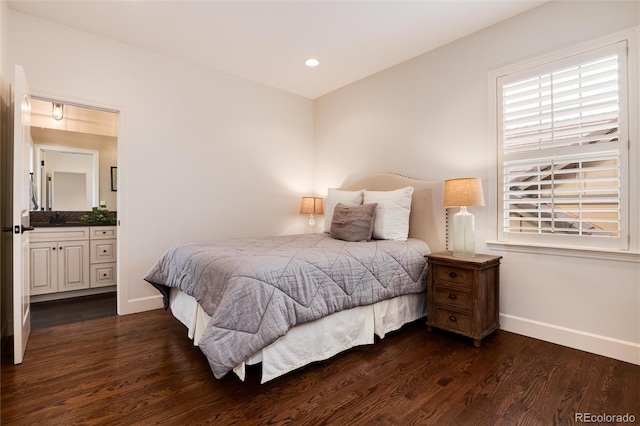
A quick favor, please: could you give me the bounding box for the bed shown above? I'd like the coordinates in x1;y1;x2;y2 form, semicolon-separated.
144;173;446;383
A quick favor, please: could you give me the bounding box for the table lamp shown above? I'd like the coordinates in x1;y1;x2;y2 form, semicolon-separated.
443;178;485;257
300;196;324;233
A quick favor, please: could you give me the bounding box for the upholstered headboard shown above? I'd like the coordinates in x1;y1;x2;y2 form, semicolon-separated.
339;173;446;253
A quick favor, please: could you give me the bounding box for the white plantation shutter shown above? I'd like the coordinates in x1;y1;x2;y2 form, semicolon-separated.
497;41;629;249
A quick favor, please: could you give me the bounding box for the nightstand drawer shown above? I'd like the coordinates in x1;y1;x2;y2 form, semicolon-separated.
435;266;472;288
434;308;473;334
434;286;472;310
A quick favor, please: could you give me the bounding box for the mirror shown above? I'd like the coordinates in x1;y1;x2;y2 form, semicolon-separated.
34;145;99;211
29;98;118;212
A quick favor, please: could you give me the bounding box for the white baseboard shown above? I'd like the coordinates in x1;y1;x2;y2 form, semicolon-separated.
118;294;164;315
500;313;640;366
31;286;116;303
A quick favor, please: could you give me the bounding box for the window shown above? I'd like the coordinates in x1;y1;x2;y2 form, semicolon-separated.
496;38;631;250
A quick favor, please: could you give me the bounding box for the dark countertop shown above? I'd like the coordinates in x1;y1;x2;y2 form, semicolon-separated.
30;210;117;228
32;222;116;228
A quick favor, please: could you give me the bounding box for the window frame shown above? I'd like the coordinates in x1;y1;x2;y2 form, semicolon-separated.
489;28;639;254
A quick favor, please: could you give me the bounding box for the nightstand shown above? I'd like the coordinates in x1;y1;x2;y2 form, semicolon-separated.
426;251;502;347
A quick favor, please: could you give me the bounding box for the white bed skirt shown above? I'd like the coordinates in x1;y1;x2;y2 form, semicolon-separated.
169;289;426;383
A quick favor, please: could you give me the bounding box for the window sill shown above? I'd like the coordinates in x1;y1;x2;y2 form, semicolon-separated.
486;241;640;263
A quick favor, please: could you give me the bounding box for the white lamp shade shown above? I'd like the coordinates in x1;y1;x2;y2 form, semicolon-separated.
443;178;485;208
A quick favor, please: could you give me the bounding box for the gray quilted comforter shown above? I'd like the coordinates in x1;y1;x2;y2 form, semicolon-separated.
144;233;429;378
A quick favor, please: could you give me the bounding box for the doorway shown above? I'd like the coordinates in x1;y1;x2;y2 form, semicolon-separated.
28;97;119;325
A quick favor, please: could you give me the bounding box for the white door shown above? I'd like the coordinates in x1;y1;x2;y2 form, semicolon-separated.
12;65;33;364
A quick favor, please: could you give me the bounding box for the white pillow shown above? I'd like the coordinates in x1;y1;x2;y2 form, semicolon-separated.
323;188;364;233
363;186;414;241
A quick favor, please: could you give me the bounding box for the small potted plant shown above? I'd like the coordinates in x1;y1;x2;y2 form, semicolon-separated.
79;204;117;225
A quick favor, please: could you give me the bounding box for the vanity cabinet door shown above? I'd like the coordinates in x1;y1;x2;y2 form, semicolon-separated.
30;242;57;295
57;240;90;292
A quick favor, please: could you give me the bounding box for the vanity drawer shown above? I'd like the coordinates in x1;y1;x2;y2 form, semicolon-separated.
90;262;117;287
433;307;473;334
434;286;472;311
434;265;473;288
90;226;117;240
90;239;117;263
30;227;89;243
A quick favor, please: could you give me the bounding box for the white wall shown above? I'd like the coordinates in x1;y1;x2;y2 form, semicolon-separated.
315;1;640;364
8;11;315;314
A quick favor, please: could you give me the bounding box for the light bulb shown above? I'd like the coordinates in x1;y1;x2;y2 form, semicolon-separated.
52;103;64;120
305;58;319;67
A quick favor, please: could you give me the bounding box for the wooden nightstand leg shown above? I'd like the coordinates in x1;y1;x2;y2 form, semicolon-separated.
426;325;433;333
473;339;482;348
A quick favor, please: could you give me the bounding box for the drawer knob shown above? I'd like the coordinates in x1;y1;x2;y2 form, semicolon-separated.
448;272;457;278
448;294;457;300
448;316;458;322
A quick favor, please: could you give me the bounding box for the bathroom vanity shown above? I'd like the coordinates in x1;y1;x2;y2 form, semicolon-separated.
29;223;117;299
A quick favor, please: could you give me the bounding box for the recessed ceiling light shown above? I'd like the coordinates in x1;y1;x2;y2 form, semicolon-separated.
305;58;319;67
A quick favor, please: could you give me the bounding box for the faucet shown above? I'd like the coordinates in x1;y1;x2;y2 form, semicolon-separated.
49;212;65;224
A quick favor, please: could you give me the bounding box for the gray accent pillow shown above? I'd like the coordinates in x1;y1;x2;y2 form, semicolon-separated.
329;202;377;242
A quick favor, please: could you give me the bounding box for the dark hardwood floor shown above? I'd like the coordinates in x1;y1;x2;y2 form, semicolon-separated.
1;310;638;425
30;292;117;330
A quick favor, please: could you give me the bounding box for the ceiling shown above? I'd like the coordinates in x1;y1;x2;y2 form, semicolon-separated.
8;0;547;99
30;98;118;137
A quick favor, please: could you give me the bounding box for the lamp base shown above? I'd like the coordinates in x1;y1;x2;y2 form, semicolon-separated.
451;206;476;258
304;214;316;234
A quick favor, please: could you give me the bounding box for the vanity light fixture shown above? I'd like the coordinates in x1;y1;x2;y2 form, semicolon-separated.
443;177;485;258
305;58;320;67
52;102;64;121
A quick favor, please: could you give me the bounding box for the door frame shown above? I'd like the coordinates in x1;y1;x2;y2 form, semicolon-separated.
29;92;125;315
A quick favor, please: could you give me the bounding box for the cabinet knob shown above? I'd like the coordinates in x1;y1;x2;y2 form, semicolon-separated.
448;294;457;300
448;316;458;322
448;272;457;278
52;247;56;250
